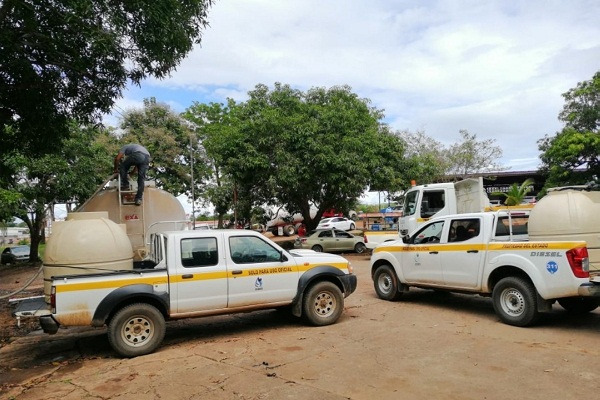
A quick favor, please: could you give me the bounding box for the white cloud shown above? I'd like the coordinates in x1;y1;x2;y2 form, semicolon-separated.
115;0;600;172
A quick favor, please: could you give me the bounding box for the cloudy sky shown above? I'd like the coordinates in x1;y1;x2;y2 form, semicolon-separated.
109;0;599;174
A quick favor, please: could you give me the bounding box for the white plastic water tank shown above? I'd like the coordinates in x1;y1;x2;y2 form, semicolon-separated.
528;187;600;272
43;212;133;302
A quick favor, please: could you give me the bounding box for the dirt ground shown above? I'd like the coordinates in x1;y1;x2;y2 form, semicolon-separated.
2;255;600;399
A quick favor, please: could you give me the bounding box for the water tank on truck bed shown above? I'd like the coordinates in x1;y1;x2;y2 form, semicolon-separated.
528;185;600;273
77;178;187;262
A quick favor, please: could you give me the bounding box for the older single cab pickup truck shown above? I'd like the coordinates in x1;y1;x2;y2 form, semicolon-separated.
17;229;357;357
370;211;600;326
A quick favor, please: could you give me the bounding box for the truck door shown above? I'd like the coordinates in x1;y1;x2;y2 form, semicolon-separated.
402;221;444;283
174;235;228;313
440;217;484;288
227;235;299;307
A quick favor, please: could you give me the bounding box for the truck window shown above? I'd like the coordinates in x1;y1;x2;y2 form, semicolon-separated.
229;236;281;264
181;237;218;267
496;215;529;236
449;218;480;242
412;221;444;244
421;190;445;218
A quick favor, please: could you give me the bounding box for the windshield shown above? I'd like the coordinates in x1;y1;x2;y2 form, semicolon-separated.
403;190;418;216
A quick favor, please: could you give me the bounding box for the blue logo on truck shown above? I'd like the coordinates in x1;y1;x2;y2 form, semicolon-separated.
546;261;558;274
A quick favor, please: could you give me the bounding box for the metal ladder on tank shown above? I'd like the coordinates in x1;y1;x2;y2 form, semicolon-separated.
117;174;147;259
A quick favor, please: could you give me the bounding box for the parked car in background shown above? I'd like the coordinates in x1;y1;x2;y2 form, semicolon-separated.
295;229;366;254
1;245;32;264
317;217;356;231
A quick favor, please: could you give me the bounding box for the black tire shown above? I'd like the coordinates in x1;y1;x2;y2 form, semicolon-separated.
354;242;366;254
312;245;323;252
492;276;539;327
284;225;295;236
373;265;403;301
558;297;600;314
302;281;344;326
349;223;356;231
108;303;166;357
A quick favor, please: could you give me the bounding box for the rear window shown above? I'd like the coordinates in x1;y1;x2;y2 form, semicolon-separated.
496;215;529;236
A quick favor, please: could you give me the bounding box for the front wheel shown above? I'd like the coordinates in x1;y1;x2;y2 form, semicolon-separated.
108;303;166;357
373;265;403;301
302;281;344;326
558;297;600;314
492;277;539;327
349;223;356;231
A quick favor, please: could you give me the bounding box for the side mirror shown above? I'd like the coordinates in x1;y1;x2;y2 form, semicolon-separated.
280;251;288;262
402;235;410;244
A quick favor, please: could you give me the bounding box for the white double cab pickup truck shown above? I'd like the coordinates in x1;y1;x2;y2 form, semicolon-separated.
371;211;600;326
17;229;357;357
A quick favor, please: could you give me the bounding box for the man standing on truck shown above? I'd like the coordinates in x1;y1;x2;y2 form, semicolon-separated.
114;144;151;206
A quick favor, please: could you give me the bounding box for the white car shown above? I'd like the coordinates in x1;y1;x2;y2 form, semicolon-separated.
317;217;356;231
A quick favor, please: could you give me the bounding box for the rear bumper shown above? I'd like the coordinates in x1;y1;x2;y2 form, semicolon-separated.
577;282;600;297
340;274;358;297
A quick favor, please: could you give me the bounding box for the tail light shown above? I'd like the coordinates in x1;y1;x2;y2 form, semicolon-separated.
301;238;307;244
50;286;56;313
566;247;589;278
364;235;368;243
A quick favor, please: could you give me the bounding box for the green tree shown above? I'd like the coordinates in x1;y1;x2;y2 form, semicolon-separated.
0;123;112;261
445;130;506;176
212;83;409;230
491;178;535;206
0;0;214;157
538;71;600;187
182;100;242;227
118;98;208;199
394;129;449;185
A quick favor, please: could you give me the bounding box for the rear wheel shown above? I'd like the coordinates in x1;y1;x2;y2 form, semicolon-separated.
349;223;356;230
302;281;344;326
284;224;296;236
492;277;539;327
312;245;323;252
354;242;366;254
558;297;600;314
373;265;403;301
108;303;166;357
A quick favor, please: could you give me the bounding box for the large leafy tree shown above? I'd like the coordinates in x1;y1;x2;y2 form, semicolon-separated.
538;71;600;187
182;100;241;227
445;130;506;176
394;129;449;186
118;98;208;199
0;123;112;261
0;0;214;156
212;83;409;230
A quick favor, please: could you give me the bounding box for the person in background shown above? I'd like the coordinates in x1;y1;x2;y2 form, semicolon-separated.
298;224;307;237
114;144;151;206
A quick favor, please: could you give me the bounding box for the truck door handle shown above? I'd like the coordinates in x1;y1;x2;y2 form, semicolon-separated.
232;270;243;275
467;250;479;253
182;274;193;279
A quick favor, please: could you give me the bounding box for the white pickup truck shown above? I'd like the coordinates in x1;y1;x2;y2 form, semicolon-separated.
17;229;357;357
370;211;600;326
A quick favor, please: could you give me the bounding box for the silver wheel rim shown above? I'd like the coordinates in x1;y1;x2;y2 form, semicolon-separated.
121;315;155;347
378;273;393;295
499;288;525;317
313;290;337;318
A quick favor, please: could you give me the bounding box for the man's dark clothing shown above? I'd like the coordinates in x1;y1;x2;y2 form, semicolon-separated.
118;144;150;202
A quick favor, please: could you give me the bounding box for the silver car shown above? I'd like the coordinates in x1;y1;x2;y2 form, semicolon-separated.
295;229;366;254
